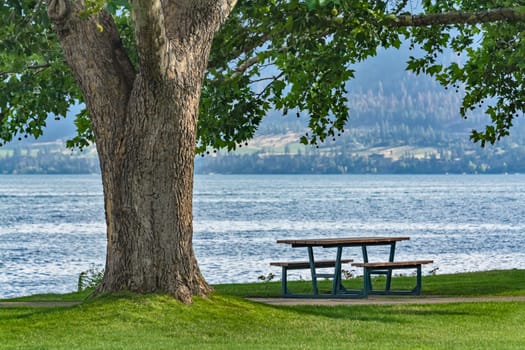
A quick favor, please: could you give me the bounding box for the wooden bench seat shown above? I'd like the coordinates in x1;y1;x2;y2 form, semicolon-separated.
270;259;353;269
352;260;433;297
270;259;353;297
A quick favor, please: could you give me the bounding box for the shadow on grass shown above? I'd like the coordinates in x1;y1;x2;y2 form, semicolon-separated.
271;303;472;324
0;306;73;321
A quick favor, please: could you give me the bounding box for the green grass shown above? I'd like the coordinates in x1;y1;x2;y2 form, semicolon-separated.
3;289;93;303
214;269;525;297
1;270;525;349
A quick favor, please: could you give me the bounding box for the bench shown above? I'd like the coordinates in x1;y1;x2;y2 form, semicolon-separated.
352;260;433;297
270;259;353;297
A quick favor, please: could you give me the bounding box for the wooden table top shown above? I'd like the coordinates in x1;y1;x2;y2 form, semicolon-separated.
276;236;410;247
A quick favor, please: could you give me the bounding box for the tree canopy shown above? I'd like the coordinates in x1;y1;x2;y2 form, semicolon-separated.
2;0;524;151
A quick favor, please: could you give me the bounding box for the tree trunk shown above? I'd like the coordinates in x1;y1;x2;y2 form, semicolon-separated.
97;75;212;302
46;0;235;302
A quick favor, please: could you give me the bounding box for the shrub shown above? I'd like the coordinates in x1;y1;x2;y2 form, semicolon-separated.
78;266;104;291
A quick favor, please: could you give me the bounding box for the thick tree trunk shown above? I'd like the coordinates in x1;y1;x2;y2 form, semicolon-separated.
46;0;235;302
97;75;211;302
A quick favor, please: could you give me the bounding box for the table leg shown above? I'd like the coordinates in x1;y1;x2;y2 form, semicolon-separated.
332;247;343;295
361;245;372;294
388;242;397;261
385;242;397;292
363;267;371;297
281;266;288;296
361;245;369;262
307;247;319;295
415;265;422;295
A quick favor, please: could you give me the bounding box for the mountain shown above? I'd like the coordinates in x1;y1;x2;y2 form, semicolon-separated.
196;47;525;174
3;45;525;174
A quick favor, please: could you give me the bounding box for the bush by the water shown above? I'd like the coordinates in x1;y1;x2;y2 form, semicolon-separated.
77;266;104;291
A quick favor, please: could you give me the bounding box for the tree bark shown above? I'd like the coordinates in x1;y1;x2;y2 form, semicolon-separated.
394;7;525;27
46;0;236;302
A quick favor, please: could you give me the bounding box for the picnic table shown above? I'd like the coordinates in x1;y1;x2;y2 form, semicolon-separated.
273;236;432;298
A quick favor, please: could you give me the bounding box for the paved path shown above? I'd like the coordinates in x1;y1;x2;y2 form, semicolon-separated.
2;296;525;308
0;301;82;308
247;295;525;306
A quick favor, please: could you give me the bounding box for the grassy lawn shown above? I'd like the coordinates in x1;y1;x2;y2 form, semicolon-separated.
1;270;524;349
215;269;525;297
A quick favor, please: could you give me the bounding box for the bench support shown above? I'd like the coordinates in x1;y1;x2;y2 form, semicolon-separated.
270;258;353;297
353;260;433;298
307;247;318;296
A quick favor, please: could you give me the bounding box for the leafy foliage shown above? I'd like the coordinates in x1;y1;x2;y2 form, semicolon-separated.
0;0;134;149
200;0;404;152
1;0;525;151
407;0;525;146
0;0;82;145
77;266;104;291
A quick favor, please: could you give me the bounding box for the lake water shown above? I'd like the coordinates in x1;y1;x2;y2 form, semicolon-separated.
1;174;525;299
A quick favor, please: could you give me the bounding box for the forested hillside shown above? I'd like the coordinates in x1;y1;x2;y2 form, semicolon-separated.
2;47;525;175
195;48;525;174
0;142;99;174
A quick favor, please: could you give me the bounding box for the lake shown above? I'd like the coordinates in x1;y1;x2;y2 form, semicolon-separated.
1;174;525;298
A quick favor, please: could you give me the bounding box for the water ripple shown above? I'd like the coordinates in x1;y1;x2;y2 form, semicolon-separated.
2;174;525;298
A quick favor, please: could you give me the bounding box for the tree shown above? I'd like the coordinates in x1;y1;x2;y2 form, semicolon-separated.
1;0;524;302
2;0;236;302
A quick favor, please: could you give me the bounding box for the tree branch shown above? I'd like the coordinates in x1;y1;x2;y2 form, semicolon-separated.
250;74;282;85
229;6;525;82
155;0;239;85
394;7;525;27
45;0;136;146
47;0;69;22
256;72;285;99
130;0;169;79
0;63;51;77
219;0;239;24
232;45;287;79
